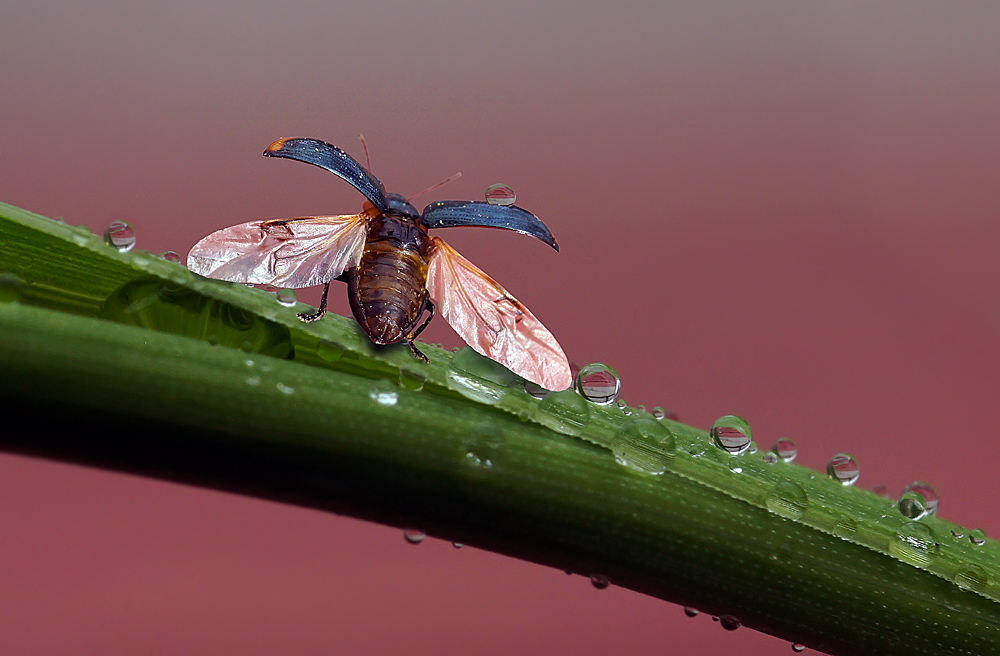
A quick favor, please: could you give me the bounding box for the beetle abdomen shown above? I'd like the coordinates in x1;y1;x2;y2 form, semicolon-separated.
348;214;430;345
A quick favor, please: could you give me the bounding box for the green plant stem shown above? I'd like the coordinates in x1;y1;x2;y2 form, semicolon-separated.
0;201;998;655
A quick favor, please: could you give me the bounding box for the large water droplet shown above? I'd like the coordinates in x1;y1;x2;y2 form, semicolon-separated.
590;574;610;589
317;340;345;362
765;481;808;519
485;183;516;206
536;388;591;436
889;522;939;566
719;615;741;631
575;363;620;405
710;415;752;455
970;528;987;546
611;417;676;475
275;288;297;307
104;220;136;252
772;438;798;462
0;273;25;303
446;346;514;404
683;607;699;618
398;369;426;392
953;564;989;593
827;453;860;485
403;529;426;544
897;481;939;519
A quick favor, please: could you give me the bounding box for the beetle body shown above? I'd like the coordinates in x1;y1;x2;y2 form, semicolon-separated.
188;137;572;390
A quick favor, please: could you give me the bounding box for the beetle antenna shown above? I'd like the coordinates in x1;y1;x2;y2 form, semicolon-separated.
408;172;462;203
357;133;372;172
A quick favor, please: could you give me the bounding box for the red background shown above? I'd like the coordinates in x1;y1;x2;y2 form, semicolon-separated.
2;3;999;654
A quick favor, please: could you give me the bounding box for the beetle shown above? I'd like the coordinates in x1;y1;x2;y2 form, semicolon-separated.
187;137;572;391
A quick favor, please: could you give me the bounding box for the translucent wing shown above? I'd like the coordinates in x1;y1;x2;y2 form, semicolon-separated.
187;214;368;288
427;237;572;391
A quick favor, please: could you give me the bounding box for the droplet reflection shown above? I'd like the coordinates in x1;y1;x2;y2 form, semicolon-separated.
485;183;516;206
104;220;136;252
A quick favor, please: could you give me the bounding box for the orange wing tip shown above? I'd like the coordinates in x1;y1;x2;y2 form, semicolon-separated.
264;137;293;154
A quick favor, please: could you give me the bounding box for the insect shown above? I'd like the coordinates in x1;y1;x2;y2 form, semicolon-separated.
187;137;572;391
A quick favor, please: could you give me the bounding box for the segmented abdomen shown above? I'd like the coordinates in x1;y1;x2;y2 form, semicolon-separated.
347;214;430;345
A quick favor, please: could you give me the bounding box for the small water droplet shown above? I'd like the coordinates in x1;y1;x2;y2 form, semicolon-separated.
827;453;860;485
728;462;743;474
772;438;797;462
889;522;939;566
463;426;505;470
719;615;741;631
276;382;295;395
371;390;398;405
317;340;345;362
652;407;665;420
590;574;610;589
452;542;464;549
447;346;513;404
762;452;778;464
575;363;620;405
683;607;699;617
953;564;989;593
792;644;806;653
951;527;966;539
403;529;426;544
398;369;426;392
523;379;550;399
710;415;752;455
970;528;987;546
104;220;136;252
485;183;516;206
611;417;676;474
246;375;261;386
159;251;182;263
711;616;719;622
615;399;627;409
275;288;297;307
535;388;591;436
898;481;939;519
765;481;808;519
0;273;25;303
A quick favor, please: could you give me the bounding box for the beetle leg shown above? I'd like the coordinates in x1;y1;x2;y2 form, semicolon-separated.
405;300;435;362
297;281;331;322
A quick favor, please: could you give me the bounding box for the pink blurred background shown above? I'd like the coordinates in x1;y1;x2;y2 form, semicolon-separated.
3;2;1000;654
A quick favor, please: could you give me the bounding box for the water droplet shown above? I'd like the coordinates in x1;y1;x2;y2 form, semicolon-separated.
590;574;610;589
276;382;295;395
275;288;297;307
889;522;939;566
652;407;665;420
951;527;966;539
772;438;798;462
0;273;25;303
159;251;182;263
615;399;627;409
970;528;987;546
792;644;806;653
826;453;859;485
575;363;620;405
317;340;345;362
611;417;676;474
765;481;808;519
446;346;513;404
953;564;989;593
463;426;505;470
710;415;752;455
683;607;699;617
403;529;426;544
104;220;136;252
719;615;741;631
728;462;743;474
398;369;426;392
535;388;591;436
523;379;550;399
762;452;778;464
246;375;261;386
898;481;939;519
452;542;464;549
485;183;516;206
370;390;398;405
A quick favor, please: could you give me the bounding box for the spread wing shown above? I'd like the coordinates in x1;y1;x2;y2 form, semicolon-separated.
187;214;368;288
427;237;572;391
